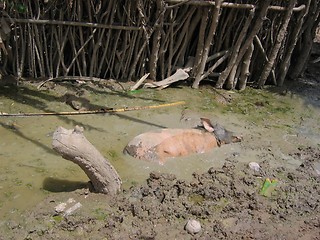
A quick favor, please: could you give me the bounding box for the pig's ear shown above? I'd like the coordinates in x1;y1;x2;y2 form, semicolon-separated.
200;118;215;132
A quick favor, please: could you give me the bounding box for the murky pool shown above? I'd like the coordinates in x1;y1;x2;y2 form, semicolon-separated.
0;82;319;223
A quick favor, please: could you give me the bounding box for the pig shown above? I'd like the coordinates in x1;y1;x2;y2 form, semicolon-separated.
124;118;241;165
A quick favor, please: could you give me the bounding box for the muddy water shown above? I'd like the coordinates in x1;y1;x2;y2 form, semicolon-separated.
0;82;319;223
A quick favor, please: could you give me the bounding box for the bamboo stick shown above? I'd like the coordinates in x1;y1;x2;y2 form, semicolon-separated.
238;42;254;90
0;101;186;117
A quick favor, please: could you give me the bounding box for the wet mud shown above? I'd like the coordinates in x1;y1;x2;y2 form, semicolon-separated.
3;147;319;240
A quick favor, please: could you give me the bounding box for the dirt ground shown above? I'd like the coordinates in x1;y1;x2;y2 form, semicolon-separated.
1;45;320;239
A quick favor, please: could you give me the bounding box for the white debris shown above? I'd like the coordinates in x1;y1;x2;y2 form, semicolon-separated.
67;198;76;204
55;202;67;213
249;162;261;172
54;198;82;216
185;219;201;234
63;202;82;217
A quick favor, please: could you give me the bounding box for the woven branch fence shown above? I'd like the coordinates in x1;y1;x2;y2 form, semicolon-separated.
0;0;319;89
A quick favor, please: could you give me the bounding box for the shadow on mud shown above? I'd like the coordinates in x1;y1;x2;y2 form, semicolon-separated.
268;47;320;110
43;177;89;192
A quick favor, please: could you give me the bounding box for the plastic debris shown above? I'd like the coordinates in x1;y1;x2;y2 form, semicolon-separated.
260;178;278;197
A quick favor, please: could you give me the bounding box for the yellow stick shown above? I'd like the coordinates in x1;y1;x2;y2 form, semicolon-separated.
0;101;186;117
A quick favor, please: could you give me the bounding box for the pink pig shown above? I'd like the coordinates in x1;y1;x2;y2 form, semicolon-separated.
124;118;241;165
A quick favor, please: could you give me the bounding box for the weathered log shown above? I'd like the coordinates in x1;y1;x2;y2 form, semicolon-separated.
130;73;150;91
224;8;255;90
144;68;189;89
52;126;122;195
289;0;320;79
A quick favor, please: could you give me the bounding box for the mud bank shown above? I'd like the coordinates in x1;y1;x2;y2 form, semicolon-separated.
1;147;319;240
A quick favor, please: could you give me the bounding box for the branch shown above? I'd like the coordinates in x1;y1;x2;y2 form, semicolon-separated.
8;18;142;31
52;126;122;195
165;0;305;12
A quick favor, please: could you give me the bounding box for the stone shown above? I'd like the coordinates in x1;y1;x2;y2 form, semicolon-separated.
249;162;261;172
185;219;201;234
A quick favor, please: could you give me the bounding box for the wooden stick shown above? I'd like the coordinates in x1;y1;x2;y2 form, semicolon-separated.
192;0;223;89
9;18;142;31
215;8;255;89
257;0;297;88
165;0;305;12
216;0;271;88
0;101;186;117
278;0;311;86
130;73;150;91
238;42;254;90
37;76;109;89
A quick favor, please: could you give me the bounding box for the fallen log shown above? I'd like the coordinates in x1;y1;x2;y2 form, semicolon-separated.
52;125;122;195
144;68;189;89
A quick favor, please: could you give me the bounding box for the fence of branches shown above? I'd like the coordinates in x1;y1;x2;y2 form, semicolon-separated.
0;0;319;89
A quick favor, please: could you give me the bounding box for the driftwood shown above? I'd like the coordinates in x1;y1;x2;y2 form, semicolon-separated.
52;125;122;195
144;68;189;89
130;73;150;91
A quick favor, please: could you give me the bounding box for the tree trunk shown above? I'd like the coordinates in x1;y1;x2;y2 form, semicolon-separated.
52;126;122;195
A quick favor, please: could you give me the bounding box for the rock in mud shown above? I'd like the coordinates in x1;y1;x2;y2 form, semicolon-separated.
249;162;261;171
185;219;201;234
